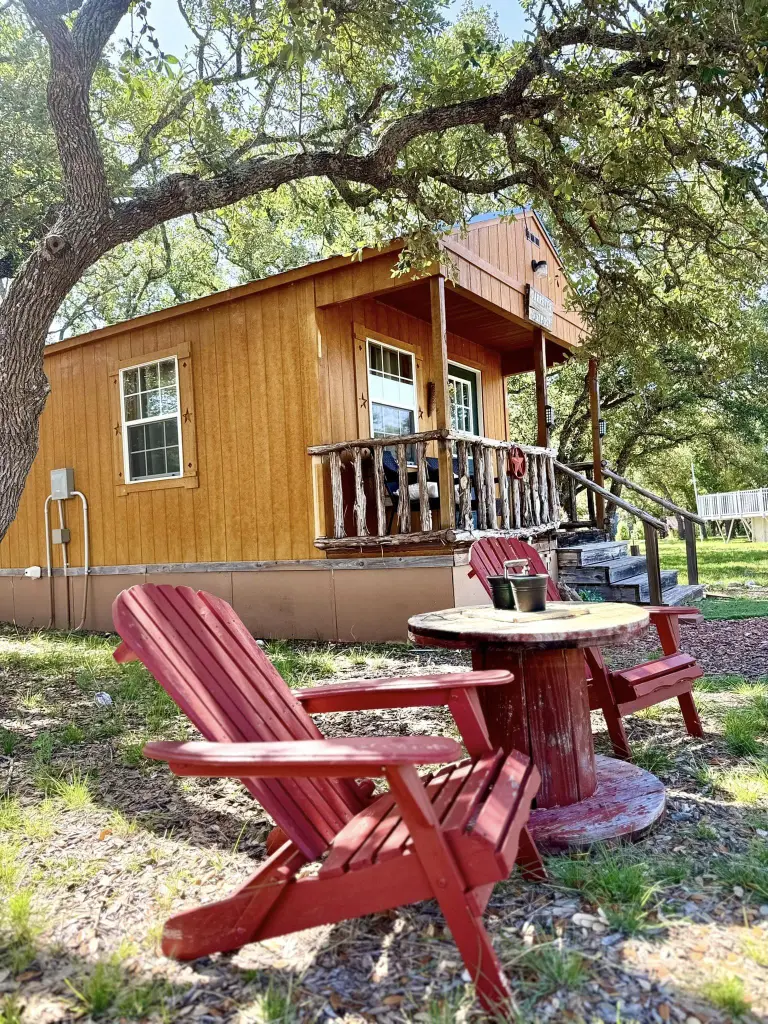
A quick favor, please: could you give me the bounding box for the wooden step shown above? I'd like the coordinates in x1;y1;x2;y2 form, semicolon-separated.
576;570;679;603
557;527;607;546
556;541;629;567
656;583;706;607
559;555;647;585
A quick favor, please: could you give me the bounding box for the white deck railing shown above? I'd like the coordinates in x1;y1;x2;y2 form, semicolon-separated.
697;488;768;520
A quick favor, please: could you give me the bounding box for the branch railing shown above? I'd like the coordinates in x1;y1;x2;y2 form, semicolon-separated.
599;464;705;587
556;459;707;599
308;429;561;549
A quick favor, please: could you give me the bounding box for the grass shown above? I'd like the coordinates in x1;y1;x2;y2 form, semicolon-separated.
511;942;590;996
547;848;660;935
709;840;768;898
723;708;766;756
0;729;16;756
631;741;675;776
700;597;768;620
701;976;751;1018
0;995;23;1024
658;536;768;587
65;957;178;1020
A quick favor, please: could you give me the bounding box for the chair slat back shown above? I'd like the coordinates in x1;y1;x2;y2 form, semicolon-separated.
112;584;366;859
469;538;561;602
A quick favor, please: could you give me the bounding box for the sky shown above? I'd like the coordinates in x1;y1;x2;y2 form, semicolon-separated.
141;1;530;53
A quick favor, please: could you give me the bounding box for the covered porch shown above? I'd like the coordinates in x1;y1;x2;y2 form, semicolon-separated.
308;220;586;551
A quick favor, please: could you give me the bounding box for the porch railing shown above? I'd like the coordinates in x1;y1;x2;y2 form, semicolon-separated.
308;429;561;550
697;487;768;520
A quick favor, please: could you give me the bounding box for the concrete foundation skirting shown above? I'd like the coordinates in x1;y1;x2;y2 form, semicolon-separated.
0;560;489;642
0;541;557;642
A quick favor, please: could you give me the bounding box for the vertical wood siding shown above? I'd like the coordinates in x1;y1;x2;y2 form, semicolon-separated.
0;216;582;572
0;278;323;570
317;297;509;445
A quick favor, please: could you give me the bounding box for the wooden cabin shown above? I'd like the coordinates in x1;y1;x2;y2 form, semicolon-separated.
0;212;587;641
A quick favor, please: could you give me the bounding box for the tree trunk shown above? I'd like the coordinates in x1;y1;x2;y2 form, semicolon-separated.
0;205;115;543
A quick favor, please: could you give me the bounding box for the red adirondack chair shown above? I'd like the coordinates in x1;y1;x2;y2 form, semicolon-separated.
112;583;545;1015
468;537;704;760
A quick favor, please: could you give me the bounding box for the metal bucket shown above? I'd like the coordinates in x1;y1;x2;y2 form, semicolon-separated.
509;574;549;612
488;575;515;609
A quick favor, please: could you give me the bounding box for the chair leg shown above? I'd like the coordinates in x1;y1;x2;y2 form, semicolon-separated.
602;703;632;760
516;825;547;881
678;689;704;738
161;842;306;960
434;891;515;1016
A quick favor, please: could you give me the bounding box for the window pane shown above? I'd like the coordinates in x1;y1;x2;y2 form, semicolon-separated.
369;343;382;373
146;421;165;449
147;448;167;476
142;391;162;418
140;363;159;391
130;451;147;479
158;359;176;388
372;403;384;434
160;388;177;414
124;394;139;421
166;446;180;474
127;424;145;453
399;353;412;381
123;368;139;395
165;419;179;446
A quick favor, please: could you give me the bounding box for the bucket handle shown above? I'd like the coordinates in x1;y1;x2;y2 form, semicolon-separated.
503;558;530;578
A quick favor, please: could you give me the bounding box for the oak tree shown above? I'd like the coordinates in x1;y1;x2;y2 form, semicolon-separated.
2;0;768;541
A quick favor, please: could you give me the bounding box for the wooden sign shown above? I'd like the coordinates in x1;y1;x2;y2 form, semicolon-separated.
525;285;554;329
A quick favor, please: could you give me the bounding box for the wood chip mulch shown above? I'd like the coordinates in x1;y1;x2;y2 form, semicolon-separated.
1;621;767;1024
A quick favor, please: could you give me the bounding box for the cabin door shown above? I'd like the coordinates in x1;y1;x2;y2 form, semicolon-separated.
448;362;482;436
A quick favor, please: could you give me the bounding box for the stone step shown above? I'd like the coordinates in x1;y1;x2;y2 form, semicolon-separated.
559;555;648;585
557;540;629;567
575;570;679;603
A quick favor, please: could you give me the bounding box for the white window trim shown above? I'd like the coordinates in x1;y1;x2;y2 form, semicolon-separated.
366;338;419;438
119;355;184;484
447;361;483;437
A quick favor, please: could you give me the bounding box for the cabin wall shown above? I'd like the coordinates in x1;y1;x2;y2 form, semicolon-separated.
317;296;509;445
456;216;589;339
0;276;323;578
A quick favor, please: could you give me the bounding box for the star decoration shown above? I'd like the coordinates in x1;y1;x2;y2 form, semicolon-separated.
418;408;424;420
360;393;368;409
183;409;192;423
114;423;121;435
508;446;528;479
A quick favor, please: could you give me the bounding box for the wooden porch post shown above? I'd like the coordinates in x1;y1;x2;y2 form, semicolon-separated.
588;357;606;530
532;327;548;448
430;275;455;529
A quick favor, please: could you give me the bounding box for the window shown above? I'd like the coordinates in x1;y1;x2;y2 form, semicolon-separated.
448;362;482;436
367;339;417;440
120;358;182;482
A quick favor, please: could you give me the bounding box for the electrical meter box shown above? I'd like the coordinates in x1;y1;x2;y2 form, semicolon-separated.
50;468;75;500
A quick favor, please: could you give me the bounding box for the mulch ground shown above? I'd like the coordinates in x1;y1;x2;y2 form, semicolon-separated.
1;618;767;1024
603;617;768;679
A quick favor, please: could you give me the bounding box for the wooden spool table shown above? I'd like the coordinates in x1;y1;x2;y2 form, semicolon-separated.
408;602;666;850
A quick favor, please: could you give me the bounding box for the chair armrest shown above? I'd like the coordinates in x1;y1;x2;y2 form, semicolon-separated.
143;737;463;778
295;670;512;713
